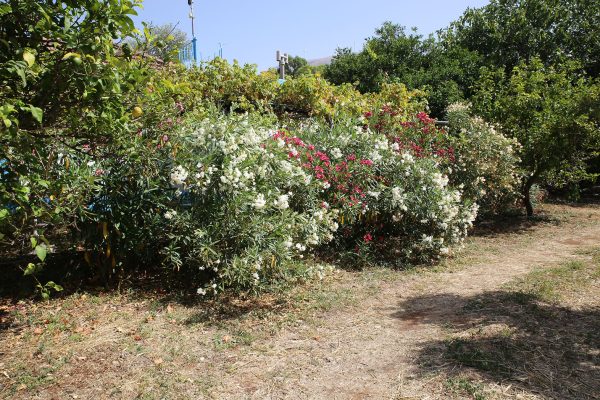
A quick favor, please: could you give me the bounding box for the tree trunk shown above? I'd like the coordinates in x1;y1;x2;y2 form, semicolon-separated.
522;172;538;218
523;181;534;217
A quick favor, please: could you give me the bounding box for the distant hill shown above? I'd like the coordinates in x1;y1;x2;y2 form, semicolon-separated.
308;56;332;67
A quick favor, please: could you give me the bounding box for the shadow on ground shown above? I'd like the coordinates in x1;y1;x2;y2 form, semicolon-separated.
391;291;600;399
472;210;558;238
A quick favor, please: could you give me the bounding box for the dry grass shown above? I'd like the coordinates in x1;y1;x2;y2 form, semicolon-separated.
411;249;600;400
1;203;599;399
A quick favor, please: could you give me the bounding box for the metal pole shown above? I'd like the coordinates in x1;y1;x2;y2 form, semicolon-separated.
192;37;197;63
188;0;197;64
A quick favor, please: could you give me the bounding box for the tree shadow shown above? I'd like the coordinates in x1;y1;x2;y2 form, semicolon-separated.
472;210;557;238
390;291;600;399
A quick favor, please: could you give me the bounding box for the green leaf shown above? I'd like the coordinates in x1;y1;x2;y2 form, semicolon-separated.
64;14;72;31
16;67;26;86
24;263;37;276
35;244;47;262
29;105;43;123
30;237;37;248
0;4;12;17
0;209;8;220
23;51;35;67
62;52;80;60
45;281;63;292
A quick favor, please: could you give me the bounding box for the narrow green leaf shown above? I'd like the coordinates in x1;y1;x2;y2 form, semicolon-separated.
62;52;80;60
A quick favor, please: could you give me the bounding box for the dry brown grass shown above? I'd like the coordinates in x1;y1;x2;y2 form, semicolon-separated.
1;203;599;399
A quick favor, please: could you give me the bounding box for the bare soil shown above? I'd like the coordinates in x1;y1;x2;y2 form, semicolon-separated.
1;203;599;400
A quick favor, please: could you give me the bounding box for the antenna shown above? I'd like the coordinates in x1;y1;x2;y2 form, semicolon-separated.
276;50;288;80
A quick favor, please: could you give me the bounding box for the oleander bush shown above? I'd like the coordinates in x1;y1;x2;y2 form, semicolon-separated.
86;109;480;293
446;102;521;215
286;116;478;266
119;113;339;294
1;0;524;297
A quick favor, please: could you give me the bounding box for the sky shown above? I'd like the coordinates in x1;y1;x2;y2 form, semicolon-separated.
132;0;489;71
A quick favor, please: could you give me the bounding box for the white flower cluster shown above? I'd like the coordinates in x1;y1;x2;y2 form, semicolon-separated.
253;193;267;209
391;186;408;211
330;147;343;159
274;194;289;210
170;165;188;186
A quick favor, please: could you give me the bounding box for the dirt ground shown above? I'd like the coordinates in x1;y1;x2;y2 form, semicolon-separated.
1;203;599;400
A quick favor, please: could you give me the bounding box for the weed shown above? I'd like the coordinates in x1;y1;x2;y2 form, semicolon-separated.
445;377;487;400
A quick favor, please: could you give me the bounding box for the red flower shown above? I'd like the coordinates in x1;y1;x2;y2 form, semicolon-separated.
363;233;373;243
360;159;373;166
335;162;348;172
315;151;330;163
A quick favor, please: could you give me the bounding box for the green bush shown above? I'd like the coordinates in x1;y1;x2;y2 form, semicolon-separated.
0;1;522;297
446;103;521;215
288;116;479;265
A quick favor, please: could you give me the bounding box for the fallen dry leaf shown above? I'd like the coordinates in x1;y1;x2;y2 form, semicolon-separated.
153;358;163;365
33;327;43;335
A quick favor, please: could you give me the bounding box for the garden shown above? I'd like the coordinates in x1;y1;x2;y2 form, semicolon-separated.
1;0;599;399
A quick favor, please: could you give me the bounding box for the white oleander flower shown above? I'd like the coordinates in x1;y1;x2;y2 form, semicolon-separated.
170;165;188;186
253;194;267;209
331;147;343;159
274;194;289;210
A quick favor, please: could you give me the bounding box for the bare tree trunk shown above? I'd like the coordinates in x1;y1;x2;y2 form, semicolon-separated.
523;181;534;217
522;171;539;218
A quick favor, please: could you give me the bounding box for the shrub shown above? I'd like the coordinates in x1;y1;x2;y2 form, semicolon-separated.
86;113;339;294
0;0;519;296
446;102;521;215
288;116;478;265
0;0;146;297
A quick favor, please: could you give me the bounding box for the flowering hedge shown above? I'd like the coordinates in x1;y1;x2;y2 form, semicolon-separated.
130;104;484;290
446;103;521;215
290;113;477;265
1;37;520;296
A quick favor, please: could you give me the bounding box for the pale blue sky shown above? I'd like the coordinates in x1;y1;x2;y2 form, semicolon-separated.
132;0;489;71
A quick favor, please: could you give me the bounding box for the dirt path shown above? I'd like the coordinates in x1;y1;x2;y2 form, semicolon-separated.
2;204;599;400
213;204;600;399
